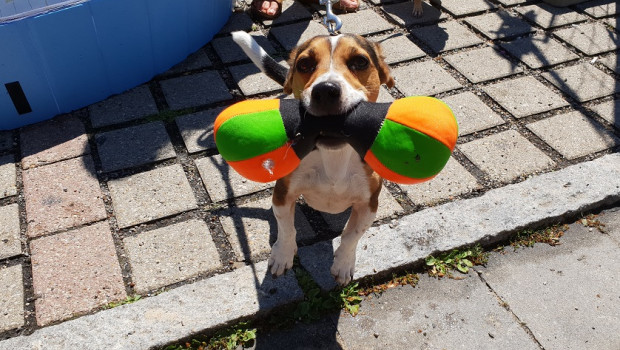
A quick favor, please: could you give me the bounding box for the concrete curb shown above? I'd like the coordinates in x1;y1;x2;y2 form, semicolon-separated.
2;153;619;350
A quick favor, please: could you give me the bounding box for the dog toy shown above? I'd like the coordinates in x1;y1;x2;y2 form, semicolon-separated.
214;96;458;184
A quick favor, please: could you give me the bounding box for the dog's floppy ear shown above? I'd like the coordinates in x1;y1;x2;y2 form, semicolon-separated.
373;42;394;88
283;47;298;95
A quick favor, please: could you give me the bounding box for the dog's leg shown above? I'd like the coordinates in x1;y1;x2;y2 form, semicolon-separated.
412;0;423;17
269;178;298;276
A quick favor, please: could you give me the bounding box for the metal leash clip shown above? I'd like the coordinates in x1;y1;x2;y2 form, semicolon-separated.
320;0;342;35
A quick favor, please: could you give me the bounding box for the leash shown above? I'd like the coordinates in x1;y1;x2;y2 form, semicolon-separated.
320;0;342;35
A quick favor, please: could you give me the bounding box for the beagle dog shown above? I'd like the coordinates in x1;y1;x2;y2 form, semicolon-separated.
232;32;394;285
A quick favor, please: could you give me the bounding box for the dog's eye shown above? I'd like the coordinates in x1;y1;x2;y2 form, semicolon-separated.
347;55;369;71
296;57;316;73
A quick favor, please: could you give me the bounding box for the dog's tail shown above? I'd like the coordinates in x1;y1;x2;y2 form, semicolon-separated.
231;31;289;86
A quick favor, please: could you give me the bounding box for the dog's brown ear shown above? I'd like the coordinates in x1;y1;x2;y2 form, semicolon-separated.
283;47;298;95
373;42;394;88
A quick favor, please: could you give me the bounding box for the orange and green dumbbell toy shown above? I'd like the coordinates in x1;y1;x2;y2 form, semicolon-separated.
213;96;458;184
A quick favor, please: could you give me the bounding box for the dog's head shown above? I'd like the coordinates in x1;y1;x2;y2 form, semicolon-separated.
283;34;394;117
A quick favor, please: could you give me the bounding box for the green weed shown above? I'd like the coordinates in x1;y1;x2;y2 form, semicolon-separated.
510;224;569;250
103;294;142;309
426;245;488;278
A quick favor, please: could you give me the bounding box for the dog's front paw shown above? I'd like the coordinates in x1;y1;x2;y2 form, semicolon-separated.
330;249;356;286
268;240;297;277
412;4;423;17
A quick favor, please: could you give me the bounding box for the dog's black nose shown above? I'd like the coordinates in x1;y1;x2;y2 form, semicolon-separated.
311;81;341;109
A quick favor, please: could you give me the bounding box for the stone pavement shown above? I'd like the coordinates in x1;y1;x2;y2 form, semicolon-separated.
0;0;618;348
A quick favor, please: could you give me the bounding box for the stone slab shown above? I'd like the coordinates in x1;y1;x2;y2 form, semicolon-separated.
494;0;529;5
0;131;13;152
442;91;505;136
554;22;619;55
0;261;302;350
254;315;342;349
320;186;403;232
95;122;176;172
600;53;619;73
500;34;579;69
338;10;393;36
20;115;90;169
483;76;569;118
542;63;619;102
23;156;107;237
601;207;620;244
413;20;484;53
382;2;448;27
218;12;254;34
576;0;617;18
515;3;587;29
0;204;21;260
219;196;315;262
229;62;285;96
299;153;620;290
30;221;126;326
271;21;328;51
212;33;276;64
0;155;16;199
88;85;158;128
605;16;617;29
376;86;395;103
164;49;212;76
464;11;534;40
430;0;496;17
444;46;522;83
264;0;313;26
402;157;481;206
160;71;232;110
336;274;539;350
195;155;273;202
372;33;426;65
590;99;620;129
527;111;619;160
391;60;462;96
0;265;24;332
108;165;198;228
459;130;555;183
176;108;222;153
123;219;221;293
478;217;620;350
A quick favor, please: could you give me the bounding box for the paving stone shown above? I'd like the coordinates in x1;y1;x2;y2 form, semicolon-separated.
483;76;569;118
176;108;223;153
412;20;484;53
542;63;619;102
0;131;13;152
372;33;426;65
218;12;255;34
500;34;579;69
494;0;529;5
195;155;273;202
0;265;24;332
264;0;313;26
442;91;505;136
459;130;555;182
23;156;107;237
464;11;534;40
391;60;462;96
88;85;158;128
95;122;175;172
382;1;448;27
320;186;403;232
515;3;587;29
0;205;20;260
254;315;342;349
212;33;276;64
160;71;232;110
401;157;481;206
590;99;620;128
554;22;619;55
20;115;90;169
30;221;126;326
229;62;285;96
219;196;314;262
108;165;198;228
338;9;393;36
600;52;619;73
430;0;496;17
576;0;617;18
123;220;221;293
0;155;16;199
444;46;522;83
376;86;395;103
336;274;539;350
478;219;620;350
164;49;212;76
271;21;328;51
605;16;617;29
527;111;619;160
